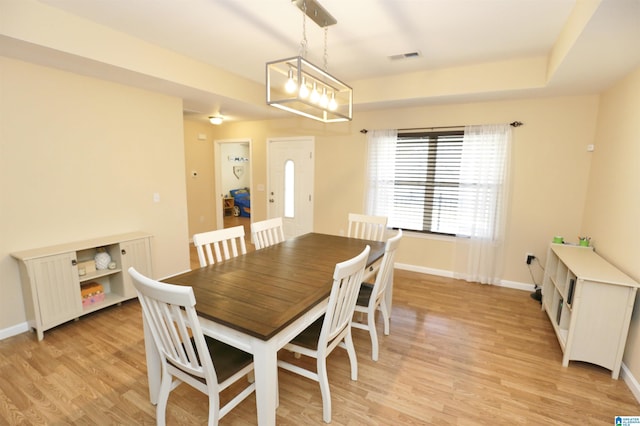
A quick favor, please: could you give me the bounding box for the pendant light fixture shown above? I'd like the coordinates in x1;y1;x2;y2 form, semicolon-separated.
266;0;352;122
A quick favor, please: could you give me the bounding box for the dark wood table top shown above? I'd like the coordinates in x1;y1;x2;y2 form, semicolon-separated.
167;233;385;340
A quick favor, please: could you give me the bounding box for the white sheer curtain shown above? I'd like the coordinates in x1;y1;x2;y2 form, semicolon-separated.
454;124;512;284
365;129;398;218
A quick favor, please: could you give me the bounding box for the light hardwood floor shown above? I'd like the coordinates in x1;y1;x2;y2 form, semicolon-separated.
1;257;638;424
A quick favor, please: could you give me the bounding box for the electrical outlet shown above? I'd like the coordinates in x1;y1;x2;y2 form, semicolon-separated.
526;253;535;265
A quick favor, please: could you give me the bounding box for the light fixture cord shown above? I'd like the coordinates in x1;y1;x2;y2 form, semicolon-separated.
323;27;329;71
299;1;308;58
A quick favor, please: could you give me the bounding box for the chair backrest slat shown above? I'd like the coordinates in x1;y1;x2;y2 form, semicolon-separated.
347;213;388;242
320;246;370;346
251;217;285;250
193;226;247;267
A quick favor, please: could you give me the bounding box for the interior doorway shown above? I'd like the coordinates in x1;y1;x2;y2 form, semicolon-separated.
214;139;252;241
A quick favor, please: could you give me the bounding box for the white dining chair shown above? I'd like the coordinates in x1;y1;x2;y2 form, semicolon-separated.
352;229;402;361
348;213;388;282
277;245;370;424
193;226;247;268
347;213;388;242
128;267;256;426
251;217;285;250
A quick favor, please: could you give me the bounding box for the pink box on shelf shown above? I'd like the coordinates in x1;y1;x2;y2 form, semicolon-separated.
82;292;105;307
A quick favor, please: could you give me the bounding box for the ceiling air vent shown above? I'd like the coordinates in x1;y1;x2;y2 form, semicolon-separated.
388;51;421;61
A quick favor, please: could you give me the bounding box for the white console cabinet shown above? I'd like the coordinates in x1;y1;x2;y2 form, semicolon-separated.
541;243;638;379
12;232;152;340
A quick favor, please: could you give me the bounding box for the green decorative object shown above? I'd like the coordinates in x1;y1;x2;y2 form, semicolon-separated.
578;236;590;247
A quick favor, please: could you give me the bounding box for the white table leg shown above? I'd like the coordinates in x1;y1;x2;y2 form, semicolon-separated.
196;298;328;425
143;316;160;404
251;339;279;426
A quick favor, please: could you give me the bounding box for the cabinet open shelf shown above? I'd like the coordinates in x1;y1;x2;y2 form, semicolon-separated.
82;291;127;315
79;267;122;283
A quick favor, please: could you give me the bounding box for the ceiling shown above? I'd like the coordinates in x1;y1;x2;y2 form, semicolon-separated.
5;0;640;123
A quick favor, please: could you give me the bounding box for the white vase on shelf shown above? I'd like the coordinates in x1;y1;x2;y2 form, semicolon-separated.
94;247;111;270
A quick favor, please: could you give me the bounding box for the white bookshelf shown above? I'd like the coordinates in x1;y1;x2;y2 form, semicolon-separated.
12;232;152;340
541;243;639;379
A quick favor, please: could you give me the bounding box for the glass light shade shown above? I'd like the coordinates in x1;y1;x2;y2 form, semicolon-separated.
310;82;320;103
299;77;310;98
266;56;352;122
285;69;297;93
319;87;328;108
209;116;223;125
328;92;337;111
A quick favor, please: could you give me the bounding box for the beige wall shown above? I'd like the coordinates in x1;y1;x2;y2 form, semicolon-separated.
0;57;191;332
185;95;600;286
183;122;254;238
184;120;217;237
581;66;640;381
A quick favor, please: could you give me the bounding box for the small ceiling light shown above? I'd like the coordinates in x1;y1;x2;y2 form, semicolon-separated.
209;116;223;125
266;0;352;122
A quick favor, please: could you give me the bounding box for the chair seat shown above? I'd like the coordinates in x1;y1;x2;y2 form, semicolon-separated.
206;336;254;383
356;283;374;307
172;336;253;384
288;316;324;350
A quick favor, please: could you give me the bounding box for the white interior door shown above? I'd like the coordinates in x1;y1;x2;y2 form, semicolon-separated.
268;137;314;239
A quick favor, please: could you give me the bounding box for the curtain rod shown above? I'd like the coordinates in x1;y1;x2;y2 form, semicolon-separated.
359;121;523;134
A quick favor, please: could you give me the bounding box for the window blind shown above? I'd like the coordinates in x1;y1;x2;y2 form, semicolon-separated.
392;131;464;235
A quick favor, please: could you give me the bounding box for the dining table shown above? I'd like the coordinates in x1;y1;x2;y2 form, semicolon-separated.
143;232;387;425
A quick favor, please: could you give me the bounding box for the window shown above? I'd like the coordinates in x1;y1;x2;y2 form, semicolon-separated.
390;130;463;235
366;126;510;238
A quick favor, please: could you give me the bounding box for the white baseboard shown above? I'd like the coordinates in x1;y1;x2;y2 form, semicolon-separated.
621;363;640;404
498;279;536;292
0;321;29;340
395;263;535;292
395;262;455;278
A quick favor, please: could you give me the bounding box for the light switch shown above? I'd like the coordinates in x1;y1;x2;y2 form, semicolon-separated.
153;192;160;203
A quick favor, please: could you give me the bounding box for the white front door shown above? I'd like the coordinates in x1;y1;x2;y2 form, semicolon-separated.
268;137;314;239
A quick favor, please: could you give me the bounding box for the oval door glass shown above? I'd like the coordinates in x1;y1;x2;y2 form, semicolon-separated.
284;159;294;218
